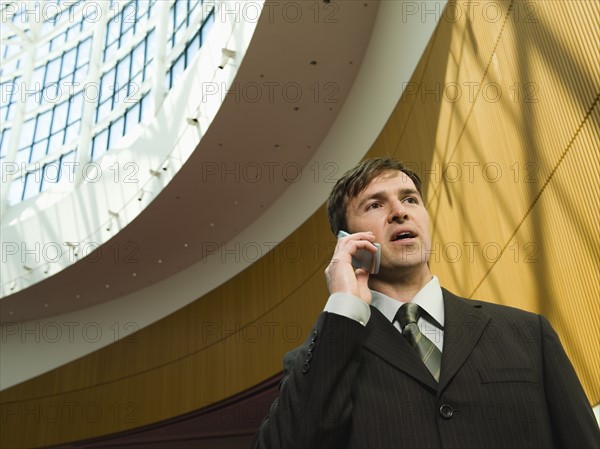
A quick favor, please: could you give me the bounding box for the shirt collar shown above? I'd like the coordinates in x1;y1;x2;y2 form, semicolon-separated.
370;275;444;328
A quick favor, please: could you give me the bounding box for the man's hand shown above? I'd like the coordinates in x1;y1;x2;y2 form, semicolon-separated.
325;231;377;305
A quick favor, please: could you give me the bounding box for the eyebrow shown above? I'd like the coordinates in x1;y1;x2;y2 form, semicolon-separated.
355;188;421;209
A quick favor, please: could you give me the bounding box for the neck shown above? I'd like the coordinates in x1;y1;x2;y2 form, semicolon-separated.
369;265;432;303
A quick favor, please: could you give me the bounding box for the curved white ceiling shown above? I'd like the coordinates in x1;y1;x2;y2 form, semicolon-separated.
0;0;447;390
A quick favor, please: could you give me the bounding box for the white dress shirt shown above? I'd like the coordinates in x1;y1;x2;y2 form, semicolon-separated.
324;275;445;352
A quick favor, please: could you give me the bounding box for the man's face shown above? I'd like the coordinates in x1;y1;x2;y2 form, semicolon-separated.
345;170;431;274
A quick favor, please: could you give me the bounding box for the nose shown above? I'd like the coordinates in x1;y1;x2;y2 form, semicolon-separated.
387;199;408;223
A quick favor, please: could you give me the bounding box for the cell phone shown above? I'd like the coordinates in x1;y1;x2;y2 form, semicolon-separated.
337;230;381;274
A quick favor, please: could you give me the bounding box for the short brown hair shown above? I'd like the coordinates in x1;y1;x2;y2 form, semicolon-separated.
326;158;423;235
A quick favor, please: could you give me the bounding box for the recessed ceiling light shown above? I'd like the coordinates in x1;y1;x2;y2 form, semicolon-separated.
105;284;110;288
310;60;317;65
294;107;300;111
158;259;163;264
233;200;238;205
210;222;215;227
44;304;48;308
9;311;14;315
132;272;137;277
76;294;80;299
184;243;189;247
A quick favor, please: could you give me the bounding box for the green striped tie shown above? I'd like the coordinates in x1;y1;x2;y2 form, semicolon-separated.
396;303;442;382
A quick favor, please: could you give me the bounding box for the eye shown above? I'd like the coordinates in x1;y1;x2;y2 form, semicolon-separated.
366;201;382;211
403;197;419;204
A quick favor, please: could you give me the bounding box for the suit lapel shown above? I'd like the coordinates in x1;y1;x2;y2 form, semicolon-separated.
438;289;491;393
363;306;438;391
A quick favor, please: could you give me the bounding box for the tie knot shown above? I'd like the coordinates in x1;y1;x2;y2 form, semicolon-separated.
395;303;421;328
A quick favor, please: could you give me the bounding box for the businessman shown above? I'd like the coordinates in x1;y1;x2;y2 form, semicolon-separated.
252;157;600;448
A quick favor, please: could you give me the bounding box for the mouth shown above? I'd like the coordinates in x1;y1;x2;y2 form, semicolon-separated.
390;230;417;242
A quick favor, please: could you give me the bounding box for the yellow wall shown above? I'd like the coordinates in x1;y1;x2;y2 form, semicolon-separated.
2;1;598;447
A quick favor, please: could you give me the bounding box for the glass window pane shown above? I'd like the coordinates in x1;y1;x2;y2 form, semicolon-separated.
40;18;54;38
171;53;185;84
116;56;131;84
108;117;124;147
164;70;171;90
137;0;149;20
73;62;89;85
202;13;215;42
131;40;145;72
64;120;80;144
61;47;77;78
35;110;53;142
43;161;60;184
30;65;45;93
99;68;116;102
92;128;108;160
96;98;112;123
30;140;48;163
46;58;61;84
66;23;80;42
146;29;156;61
57;151;76;188
124;101;141;131
82;3;101;22
23;170;43;200
7;76;21;102
5;101;15;121
121;1;135;35
113;83;128;107
15;147;29;165
104;41;118;62
121;24;134;46
0;58;17;78
18;119;35;149
0;128;11;158
175;25;186;47
190;0;200;23
106;17;120;46
77;38;92;66
175;0;187;27
47;131;65;153
130;70;143;93
67;92;84;124
121;1;136;27
139;93;152;122
143;58;153;82
51;101;69;133
186;37;199;66
41;81;62;107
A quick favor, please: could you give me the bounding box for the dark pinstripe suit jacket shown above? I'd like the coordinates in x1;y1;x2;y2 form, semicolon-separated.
252;288;600;448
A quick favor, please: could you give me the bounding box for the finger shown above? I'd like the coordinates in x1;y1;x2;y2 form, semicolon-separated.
340;231;375;242
355;268;371;302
